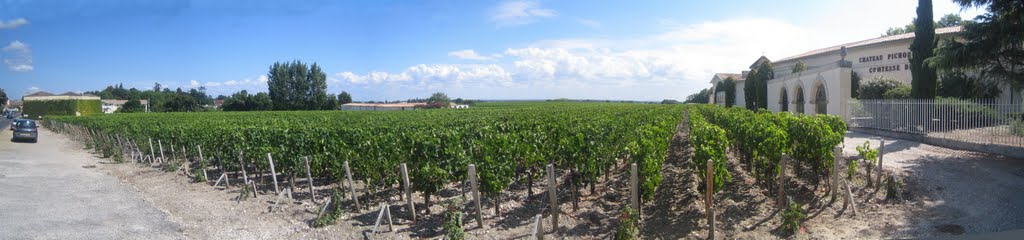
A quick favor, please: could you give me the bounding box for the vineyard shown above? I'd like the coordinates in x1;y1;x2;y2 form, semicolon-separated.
45;102;683;230
43;102;857;238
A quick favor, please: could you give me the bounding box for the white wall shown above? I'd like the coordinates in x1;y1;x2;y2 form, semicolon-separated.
768;64;852;121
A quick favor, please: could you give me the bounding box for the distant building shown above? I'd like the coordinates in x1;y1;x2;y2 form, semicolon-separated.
101;99;150;113
708;73;747;108
22;91;103;117
452;104;470;109
22;91;101;101
341;102;423;111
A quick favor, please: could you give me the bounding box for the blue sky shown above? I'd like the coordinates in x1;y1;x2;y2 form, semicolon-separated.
0;0;985;101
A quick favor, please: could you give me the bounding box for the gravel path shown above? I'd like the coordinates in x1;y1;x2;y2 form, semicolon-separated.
843;131;1024;237
0;119;183;239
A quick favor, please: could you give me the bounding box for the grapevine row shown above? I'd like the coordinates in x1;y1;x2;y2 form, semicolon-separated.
47;102;685;212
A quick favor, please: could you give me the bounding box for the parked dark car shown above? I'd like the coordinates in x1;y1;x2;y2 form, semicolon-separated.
10;119;26;130
12;119;38;143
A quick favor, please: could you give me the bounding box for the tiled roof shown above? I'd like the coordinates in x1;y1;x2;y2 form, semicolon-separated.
24;91;55;97
715;73;744;81
776;26;963;63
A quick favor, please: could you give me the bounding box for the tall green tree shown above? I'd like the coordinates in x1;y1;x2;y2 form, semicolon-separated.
715;77;737;107
267;60;329;110
428;92;451;106
684;88;711;103
882;14;969;36
117;99;145;113
338;91;353;104
910;0;938;99
163;94;199;112
753;61;774;109
0;88;8;106
929;0;1024;98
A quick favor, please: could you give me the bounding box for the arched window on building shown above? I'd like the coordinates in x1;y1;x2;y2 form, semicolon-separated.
779;87;789;112
794;85;805;114
814;82;828;114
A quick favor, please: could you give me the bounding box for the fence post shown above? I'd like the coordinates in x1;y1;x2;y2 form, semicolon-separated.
266;153;280;195
469;164;483;229
400;163;415;222
706;159;715;240
344;160;360;210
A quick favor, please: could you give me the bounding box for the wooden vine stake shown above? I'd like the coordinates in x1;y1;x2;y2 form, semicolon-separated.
157;139;165;164
469;164;483;229
706;159;715;240
198;145;208;181
372;203;394;234
547;164;558;235
400;163;415;222
148;138;155;164
303;156;316;202
877;140;885;191
533;214;544;240
832;146;842;203
266;153;280;195
779;153;788;210
344;160;360;210
630;163;638;211
238;151;248;187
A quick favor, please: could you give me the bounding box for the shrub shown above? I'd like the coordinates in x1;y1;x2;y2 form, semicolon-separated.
856;141;878;184
882;85;912;99
1012;119;1024;136
689;111;731;193
885;175;903;201
781;200;806;235
614;206;639;240
313;189;346;228
858;76;906;99
442;199;465;240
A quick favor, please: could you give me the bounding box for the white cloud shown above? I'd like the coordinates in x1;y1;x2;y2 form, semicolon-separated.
184;75;269;96
24;86;40;95
0;18;29;29
491;0;557;27
448;49;496;61
2;41;33;72
331;18;815;101
576;18;601;28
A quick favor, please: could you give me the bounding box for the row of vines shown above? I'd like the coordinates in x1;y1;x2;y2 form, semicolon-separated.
688;104;847;194
47;102;685;214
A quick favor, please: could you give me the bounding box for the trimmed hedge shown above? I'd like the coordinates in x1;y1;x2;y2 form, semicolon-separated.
23;99;102;118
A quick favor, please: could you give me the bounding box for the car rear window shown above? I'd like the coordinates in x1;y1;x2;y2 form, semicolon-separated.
18;121;36;128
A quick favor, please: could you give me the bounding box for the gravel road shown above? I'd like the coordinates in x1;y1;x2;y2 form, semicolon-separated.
0;119;183;239
843;131;1024;237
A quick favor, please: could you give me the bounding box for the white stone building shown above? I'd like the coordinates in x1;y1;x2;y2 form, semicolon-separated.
710;26;1022;121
